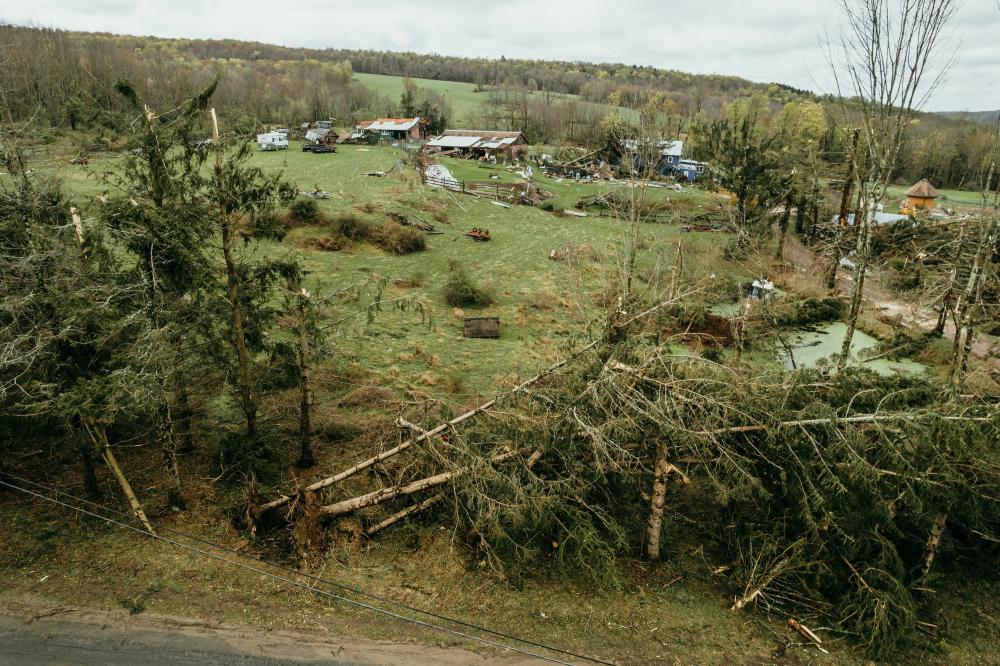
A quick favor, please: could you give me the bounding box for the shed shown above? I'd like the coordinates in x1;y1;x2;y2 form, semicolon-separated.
356;117;424;141
905;179;940;209
463;317;501;339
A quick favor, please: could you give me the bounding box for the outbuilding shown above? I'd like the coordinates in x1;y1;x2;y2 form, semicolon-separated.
427;130;529;161
356;117;425;142
905;179;940;209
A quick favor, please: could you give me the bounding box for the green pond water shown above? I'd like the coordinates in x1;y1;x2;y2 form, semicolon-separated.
780;322;926;376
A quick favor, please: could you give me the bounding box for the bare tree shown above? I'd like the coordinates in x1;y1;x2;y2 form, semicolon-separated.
827;0;957;368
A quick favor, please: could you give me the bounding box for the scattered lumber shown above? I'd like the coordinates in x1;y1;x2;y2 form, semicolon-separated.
387;211;435;232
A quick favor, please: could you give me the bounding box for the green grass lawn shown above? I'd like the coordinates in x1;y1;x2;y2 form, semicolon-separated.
886;183;987;208
353;73;489;124
352;72;637;126
47;141;738;406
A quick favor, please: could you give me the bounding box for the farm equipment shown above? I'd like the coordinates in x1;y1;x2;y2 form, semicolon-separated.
465;228;492;242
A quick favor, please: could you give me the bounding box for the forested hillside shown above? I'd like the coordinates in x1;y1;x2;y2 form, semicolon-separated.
1;23;998;187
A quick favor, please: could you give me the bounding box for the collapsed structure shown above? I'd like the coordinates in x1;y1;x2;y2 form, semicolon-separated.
427;130;530;161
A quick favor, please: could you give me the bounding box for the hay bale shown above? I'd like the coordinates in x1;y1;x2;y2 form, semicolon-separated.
464;317;501;339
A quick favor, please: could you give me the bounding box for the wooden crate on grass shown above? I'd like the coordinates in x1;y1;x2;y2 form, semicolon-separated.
464;317;500;339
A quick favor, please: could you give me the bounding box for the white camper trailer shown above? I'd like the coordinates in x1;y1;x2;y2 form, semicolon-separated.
257;132;288;151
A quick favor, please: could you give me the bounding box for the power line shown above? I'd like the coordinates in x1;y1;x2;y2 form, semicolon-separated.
0;476;570;665
0;471;607;664
0;473;614;666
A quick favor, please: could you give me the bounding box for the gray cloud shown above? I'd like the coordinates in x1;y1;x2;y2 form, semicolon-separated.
2;0;997;111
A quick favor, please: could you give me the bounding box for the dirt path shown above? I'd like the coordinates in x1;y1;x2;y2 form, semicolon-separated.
0;596;541;665
781;236;999;370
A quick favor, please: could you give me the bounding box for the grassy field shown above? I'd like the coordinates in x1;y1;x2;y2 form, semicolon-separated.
352;72;635;126
886;182;987;208
50;141;738;403
353;73;490;124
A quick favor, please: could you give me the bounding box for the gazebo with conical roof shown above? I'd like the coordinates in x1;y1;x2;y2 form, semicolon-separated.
904;179;940;209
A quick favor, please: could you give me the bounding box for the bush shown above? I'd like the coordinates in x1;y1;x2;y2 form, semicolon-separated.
378;223;426;254
289;198;321;223
214;431;285;487
771;296;845;327
538;200;558;212
332;212;375;242
443;260;494;307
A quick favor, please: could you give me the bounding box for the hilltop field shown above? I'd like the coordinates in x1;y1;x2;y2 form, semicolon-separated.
352;72;630;126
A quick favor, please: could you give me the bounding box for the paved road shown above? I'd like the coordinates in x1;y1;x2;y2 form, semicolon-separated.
0;614;358;666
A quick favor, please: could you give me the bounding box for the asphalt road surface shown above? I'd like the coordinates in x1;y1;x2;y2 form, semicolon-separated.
0;614;360;665
0;599;534;665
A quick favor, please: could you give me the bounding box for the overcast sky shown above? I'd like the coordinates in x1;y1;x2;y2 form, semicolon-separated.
3;0;999;111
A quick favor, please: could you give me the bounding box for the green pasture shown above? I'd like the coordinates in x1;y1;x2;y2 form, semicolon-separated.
47;141;738;402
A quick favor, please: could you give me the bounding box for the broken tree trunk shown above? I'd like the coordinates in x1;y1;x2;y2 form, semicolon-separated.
260;291;694;515
295;288;316;469
645;454;687;562
775;191;792;261
319;448;527;518
258;340;602;514
83;418;156;534
364;492;446;537
212;108;256;437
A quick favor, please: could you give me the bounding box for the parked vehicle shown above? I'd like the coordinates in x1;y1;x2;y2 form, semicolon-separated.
256;132;288;151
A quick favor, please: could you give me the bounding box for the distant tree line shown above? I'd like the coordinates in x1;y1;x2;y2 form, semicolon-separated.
1;24;998;189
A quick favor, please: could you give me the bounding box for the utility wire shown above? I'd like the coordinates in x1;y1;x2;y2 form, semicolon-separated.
0;471;607;664
0;473;614;666
0;477;571;665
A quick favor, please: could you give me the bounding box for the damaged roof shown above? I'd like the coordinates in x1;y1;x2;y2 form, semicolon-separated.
428;129;528;150
358;117;422;132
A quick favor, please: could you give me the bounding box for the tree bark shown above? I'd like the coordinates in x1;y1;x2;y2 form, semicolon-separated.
211;109;256;436
319;448;526;518
77;427;101;501
921;513;947;578
839;179;877;370
176;382;194;454
645;450;670;563
84;418;155;534
775;191;792;261
364;492;445;537
295;289;315;469
828;129;860;291
158;401;185;510
935;218;968;335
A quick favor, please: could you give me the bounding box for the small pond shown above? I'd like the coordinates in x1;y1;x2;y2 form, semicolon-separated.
779;322;926;376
